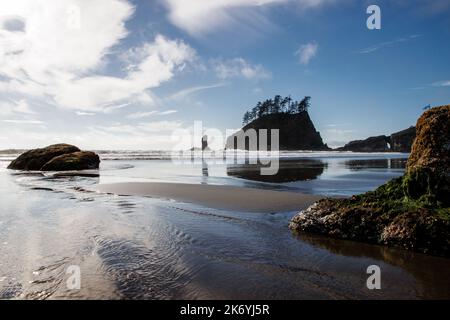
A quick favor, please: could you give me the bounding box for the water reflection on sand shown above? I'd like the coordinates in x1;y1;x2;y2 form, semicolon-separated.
2;154;450;299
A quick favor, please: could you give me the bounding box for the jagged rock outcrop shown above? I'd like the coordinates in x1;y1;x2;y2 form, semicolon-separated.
290;105;450;256
226;112;329;151
390;126;416;152
336;135;390;152
8;144;100;171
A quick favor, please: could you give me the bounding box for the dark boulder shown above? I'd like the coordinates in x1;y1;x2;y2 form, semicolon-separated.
7;144;100;171
40;151;100;171
7;144;80;170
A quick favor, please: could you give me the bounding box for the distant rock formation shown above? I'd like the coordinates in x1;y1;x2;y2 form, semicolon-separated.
336;135;390;152
390;126;416;152
337;126;416;153
226;112;329;151
8;144;100;171
290;105;450;256
202;135;209;151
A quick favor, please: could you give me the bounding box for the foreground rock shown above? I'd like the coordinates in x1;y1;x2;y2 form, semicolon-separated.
290;105;450;256
8;144;100;171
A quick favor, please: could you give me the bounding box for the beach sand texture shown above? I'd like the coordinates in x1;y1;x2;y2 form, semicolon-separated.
97;182;321;212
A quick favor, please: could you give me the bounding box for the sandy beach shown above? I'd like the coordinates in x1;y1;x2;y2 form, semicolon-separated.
96;182;321;212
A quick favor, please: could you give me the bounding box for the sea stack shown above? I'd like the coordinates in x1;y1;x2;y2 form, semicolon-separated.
226;112;329;151
290;105;450;256
7;144;100;171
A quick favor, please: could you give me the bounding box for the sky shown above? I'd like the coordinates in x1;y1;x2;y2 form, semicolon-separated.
0;0;449;150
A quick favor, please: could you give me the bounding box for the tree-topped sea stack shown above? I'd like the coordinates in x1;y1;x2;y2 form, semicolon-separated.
8;144;100;171
226;95;329;151
290;105;450;256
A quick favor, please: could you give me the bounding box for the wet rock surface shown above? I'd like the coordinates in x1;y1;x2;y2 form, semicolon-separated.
8;144;100;171
290;105;450;256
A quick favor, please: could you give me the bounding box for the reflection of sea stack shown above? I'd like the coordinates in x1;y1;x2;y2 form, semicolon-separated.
290;105;450;257
227;159;326;183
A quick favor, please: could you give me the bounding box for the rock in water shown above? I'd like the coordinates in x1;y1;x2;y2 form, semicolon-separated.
7;144;100;171
226;112;329;151
40;151;100;171
7;144;80;170
290;105;450;256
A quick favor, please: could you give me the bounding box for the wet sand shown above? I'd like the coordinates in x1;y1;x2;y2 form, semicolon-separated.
96;182;322;212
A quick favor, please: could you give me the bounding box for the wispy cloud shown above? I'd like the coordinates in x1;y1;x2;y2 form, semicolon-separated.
213;58;271;80
169;83;227;100
432;80;450;87
76;111;96;116
158;110;178;115
295;42;318;65
3;119;43;124
126;111;158;119
163;0;334;36
357;35;421;54
126;110;178;119
0;99;35;116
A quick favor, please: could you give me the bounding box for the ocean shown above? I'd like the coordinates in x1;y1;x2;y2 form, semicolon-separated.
1;151;450;299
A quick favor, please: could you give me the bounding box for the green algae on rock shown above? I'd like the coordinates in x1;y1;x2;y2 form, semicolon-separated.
290;105;450;256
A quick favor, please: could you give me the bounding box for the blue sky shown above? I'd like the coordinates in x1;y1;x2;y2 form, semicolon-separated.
0;0;449;149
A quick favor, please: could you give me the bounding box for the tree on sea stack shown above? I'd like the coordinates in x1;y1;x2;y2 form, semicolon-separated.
241;94;312;125
290;105;450;257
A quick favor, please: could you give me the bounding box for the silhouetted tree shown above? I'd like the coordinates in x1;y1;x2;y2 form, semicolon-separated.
298;96;311;113
242;94;312;123
242;111;251;125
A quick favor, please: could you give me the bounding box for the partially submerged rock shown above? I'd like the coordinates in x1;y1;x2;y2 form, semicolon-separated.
7;144;80;170
290;105;450;256
7;144;100;171
40;151;100;171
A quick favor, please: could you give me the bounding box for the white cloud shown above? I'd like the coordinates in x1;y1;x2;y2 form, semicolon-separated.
125;110;178;119
0;99;35;115
163;0;332;36
169;83;227;100
0;1;196;112
214;58;271;80
3;119;43;124
295;42;318;65
76;111;96;116
432;80;450;87
158;110;178;115
126;111;158;119
357;35;420;54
